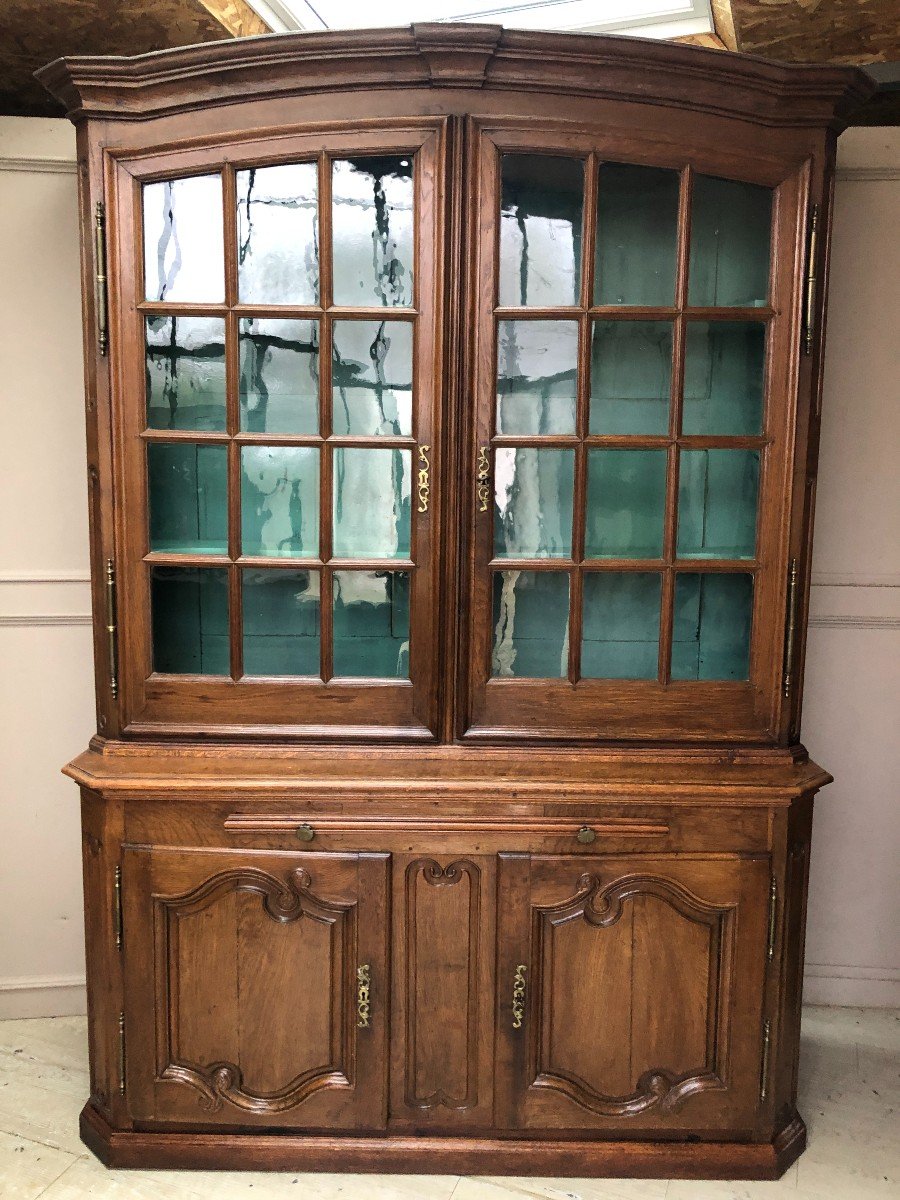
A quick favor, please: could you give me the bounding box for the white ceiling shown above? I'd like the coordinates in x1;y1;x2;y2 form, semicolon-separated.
248;0;714;40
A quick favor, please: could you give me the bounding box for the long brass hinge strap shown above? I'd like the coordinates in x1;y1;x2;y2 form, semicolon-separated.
118;1012;126;1095
802;204;819;355
105;558;118;700
760;1018;772;1102
94;201;109;357
113;864;123;951
767;875;778;962
782;558;800;698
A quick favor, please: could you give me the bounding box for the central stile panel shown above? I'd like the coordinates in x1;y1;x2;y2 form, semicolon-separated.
465;131;781;740
123;128;442;734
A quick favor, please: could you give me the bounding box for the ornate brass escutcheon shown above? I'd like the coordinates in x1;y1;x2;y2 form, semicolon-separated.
477;445;491;513
417;445;430;513
512;963;527;1029
357;963;372;1028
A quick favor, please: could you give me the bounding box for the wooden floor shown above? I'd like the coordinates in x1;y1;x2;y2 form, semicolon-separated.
0;1007;896;1199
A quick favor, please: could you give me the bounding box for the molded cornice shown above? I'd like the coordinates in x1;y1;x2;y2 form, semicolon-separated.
35;23;874;131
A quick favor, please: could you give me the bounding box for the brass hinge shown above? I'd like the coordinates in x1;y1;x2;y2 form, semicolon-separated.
767;875;778;962
105;558;119;699
760;1018;772;1102
113;864;123;951
782;558;800;698
94;201;109;357
118;1011;126;1095
512;963;527;1029
802;204;819;355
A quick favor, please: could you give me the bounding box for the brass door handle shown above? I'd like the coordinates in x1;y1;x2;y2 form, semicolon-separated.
357;964;372;1028
512;964;527;1029
477;445;491;513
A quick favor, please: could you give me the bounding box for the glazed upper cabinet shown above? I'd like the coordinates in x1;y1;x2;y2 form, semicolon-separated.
72;31;860;746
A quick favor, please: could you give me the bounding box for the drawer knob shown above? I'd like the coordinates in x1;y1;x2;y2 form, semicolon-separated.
296;823;315;842
576;825;596;845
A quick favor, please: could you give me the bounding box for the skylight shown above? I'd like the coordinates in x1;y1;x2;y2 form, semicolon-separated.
248;0;714;40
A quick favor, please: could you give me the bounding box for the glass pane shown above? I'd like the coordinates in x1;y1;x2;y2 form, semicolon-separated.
241;446;319;559
332;320;412;436
332;157;413;307
683;322;765;435
499;154;583;307
333;570;409;678
582;572;660;680
333;448;411;559
496;320;578;435
585;449;666;559
689;175;771;307
236;163;319;305
146;316;226;432
147;443;228;555
672;572;753;680
492;570;569;677
677;449;760;560
239;318;319;434
151;566;229;675
595;164;679;307
143;175;223;303
242;569;320;676
494;448;574;559
590;321;672;435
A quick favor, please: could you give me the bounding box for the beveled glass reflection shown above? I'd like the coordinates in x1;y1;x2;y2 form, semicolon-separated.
582;572;661;680
493;448;574;560
147;443;228;555
492;570;569;678
672;572;753;680
151;566;229;675
585;449;666;559
333;570;410;678
332;320;412;436
677;449;760;560
496;320;578;435
236;163;319;305
689;175;772;307
332;157;413;307
242;568;320;676
499;154;584;307
239;318;319;434
143;175;224;303
595;163;679;306
682;322;765;436
590;321;672;435
146;316;226;432
332;448;411;559
241;446;319;558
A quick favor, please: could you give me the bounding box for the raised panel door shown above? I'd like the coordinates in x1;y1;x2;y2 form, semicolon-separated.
496;853;769;1132
122;847;389;1128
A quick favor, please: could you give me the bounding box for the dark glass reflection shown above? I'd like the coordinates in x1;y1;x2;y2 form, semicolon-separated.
151;566;229;675
499;154;584;307
239;318;319;434
147;443;228;555
145;316;226;432
332;157;414;307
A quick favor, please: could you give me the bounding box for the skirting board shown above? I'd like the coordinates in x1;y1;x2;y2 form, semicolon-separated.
1;968;897;1020
0;975;87;1020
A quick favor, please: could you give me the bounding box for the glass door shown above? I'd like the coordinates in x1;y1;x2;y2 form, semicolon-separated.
463;126;803;741
115;125;444;737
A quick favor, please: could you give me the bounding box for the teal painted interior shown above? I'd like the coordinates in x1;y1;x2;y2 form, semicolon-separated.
677;449;760;559
585;449;667;559
241;445;320;559
590;320;673;435
594;163;679;307
672;572;753;680
499;153;583;308
151;566;229;675
333;570;410;678
682;321;765;435
492;570;569;678
493;448;574;559
147;442;228;555
582;572;661;679
688;175;772;307
242;569;320;677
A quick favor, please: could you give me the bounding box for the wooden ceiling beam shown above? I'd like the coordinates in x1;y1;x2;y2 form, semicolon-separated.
196;0;270;38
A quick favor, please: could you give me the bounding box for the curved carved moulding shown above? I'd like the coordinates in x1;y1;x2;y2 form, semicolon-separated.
161;866;352;926
162;1062;351;1115
405;858;482;1111
533;871;734;1118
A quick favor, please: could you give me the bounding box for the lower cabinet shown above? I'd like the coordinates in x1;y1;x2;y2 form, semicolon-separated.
121;845;770;1134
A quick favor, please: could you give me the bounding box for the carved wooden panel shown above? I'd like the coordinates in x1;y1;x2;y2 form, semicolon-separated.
123;847;389;1128
496;854;769;1131
390;855;496;1127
